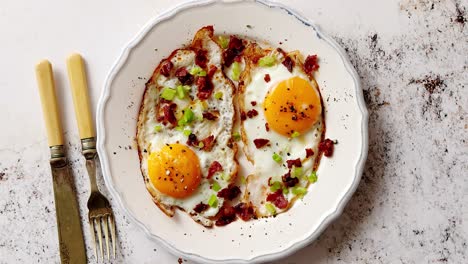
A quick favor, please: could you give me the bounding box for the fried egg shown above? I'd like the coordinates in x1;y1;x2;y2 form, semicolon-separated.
238;44;324;217
137;26;327;226
137;26;238;227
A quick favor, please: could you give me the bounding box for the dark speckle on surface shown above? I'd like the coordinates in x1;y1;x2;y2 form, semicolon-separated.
454;3;466;26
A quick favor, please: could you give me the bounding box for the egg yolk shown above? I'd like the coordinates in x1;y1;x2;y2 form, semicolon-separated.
147;144;202;198
263;76;321;137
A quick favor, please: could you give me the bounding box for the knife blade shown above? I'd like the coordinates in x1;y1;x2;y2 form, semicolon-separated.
36;60;87;264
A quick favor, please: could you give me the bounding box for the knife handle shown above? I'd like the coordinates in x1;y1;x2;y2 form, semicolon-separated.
36;60;64;147
66;53;95;139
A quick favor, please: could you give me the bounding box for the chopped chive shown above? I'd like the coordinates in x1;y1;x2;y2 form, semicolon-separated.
214;91;223;100
233;132;241;141
189;66;206;76
270;181;282;192
291;131;301;138
225;173;231;181
265;203;276;215
178;108;195;126
308;171;318;183
183;129;192;136
208;194;218;207
230;62;241;81
198;142;204;148
240;175;246;184
218;35;229;49
199;70;207;76
160;87;176;100
201;101;208;110
292;167;303;178
272;152;282;163
292;186;307;196
258;55;276;67
154;125;162;132
176;85;187;99
212;181;221;192
189;66;199;74
175;126;184;132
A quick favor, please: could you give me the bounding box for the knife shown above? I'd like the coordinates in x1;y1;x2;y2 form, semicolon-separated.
35;60;87;264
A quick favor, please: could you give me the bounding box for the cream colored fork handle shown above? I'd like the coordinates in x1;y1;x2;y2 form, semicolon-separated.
35;60;64;147
66;53;95;139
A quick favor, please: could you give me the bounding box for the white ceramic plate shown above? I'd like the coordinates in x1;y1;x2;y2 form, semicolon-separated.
96;0;368;263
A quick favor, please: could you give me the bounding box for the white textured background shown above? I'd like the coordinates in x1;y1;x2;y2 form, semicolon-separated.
0;0;466;263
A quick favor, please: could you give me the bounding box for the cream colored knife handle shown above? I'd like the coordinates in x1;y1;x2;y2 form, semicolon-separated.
66;53;95;139
36;60;64;147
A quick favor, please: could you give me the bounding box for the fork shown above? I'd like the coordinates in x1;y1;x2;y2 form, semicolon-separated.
66;53;117;262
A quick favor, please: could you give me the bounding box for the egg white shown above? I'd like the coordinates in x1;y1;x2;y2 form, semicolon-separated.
241;62;324;216
137;29;238;225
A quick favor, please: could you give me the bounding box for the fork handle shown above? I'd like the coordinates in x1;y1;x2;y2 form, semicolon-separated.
36;60;64;147
67;53;95;139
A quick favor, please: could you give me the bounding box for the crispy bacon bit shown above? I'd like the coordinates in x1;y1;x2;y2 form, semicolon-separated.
305;148;314;158
240;111;247;121
265;123;270;132
159;98;172;105
187;134;215;151
246;109;258;118
156;115;165;123
251;101;257;106
228;35;244;52
175;67;194;85
282;171;299;187
202;111;218;121
266;190;288;209
187;133;198;147
276;47;286;56
200;135;216;151
193;203;209;213
286;158;302;168
223;36;245;67
195;49;208;68
304;55;319;74
234;203;254;221
319;138;334;157
282;56;295;73
217;185;241;200
208;65;217;77
162;103;177;126
215;206;237;226
160;60;173;77
264;74;271;82
207;161;223;179
196;76;214;100
253;138;270;149
251;55;261;64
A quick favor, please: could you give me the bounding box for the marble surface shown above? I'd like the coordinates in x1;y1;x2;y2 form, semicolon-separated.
0;0;466;263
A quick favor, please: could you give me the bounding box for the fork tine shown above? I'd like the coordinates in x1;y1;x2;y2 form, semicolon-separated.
109;214;116;258
103;215;110;261
89;219;97;259
95;217;104;262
